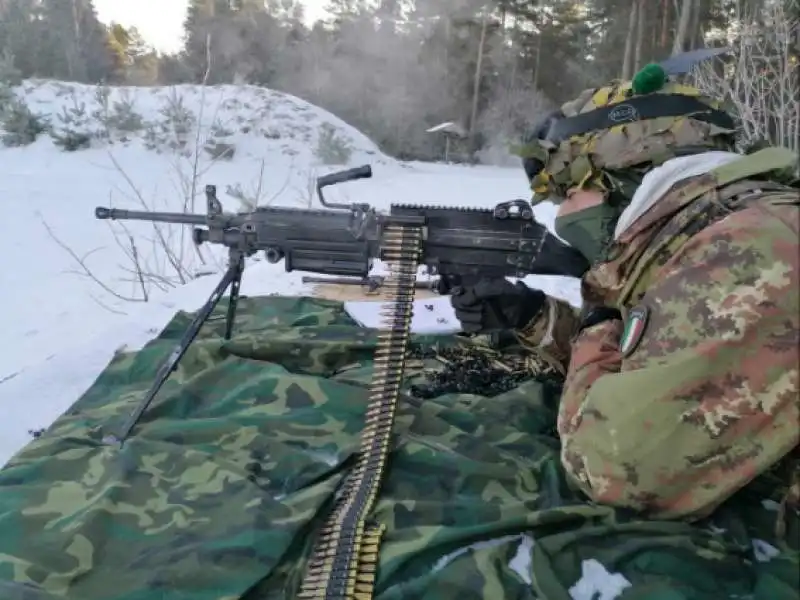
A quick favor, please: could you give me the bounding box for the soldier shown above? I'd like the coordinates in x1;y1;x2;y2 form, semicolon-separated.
451;63;800;521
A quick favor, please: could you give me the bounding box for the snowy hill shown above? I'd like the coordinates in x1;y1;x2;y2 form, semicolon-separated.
16;79;390;165
0;79;580;467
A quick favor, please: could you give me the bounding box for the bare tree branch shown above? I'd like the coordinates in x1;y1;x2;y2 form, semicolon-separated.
37;212;142;306
691;0;799;155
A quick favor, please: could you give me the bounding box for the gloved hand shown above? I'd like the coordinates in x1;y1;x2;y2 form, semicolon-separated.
451;278;546;334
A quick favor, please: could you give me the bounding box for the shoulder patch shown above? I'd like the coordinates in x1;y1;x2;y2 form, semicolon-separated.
620;305;650;358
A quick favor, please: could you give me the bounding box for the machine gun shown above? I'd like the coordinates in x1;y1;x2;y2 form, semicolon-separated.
94;164;588;599
94;164;587;444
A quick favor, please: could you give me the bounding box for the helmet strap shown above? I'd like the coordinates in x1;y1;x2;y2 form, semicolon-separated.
603;170;643;206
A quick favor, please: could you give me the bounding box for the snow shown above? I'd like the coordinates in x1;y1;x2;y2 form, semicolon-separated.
345;296;461;334
568;559;632;600
430;534;633;598
0;78;602;597
752;539;781;563
508;535;536;584
431;534;526;574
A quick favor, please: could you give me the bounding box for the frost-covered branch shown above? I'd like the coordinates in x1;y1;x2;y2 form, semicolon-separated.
691;1;800;154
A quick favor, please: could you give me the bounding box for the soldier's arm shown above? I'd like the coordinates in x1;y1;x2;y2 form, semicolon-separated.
557;206;800;520
514;295;581;372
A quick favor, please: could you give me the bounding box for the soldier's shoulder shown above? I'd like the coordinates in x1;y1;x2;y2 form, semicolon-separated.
681;192;799;293
696;195;797;248
702;146;799;242
711;146;799;188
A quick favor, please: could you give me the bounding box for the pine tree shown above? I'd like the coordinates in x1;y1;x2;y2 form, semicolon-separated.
183;0;257;81
0;0;43;77
36;0;113;82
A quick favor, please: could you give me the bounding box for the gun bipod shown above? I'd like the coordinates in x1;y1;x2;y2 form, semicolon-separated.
103;250;245;446
298;223;423;599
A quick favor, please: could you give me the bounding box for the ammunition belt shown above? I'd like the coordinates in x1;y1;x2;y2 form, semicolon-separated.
298;222;423;599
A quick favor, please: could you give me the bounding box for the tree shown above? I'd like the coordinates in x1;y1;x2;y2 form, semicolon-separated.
692;0;799;152
0;0;45;77
28;0;114;82
673;0;695;54
182;0;287;83
2;0;773;164
107;23;132;81
107;24;160;84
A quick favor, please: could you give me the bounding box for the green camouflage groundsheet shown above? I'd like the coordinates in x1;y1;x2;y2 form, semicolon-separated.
0;296;797;600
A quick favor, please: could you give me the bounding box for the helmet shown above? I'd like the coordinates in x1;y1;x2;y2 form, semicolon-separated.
517;64;737;202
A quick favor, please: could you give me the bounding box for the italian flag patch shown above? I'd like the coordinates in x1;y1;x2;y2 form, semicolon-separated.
620;305;650;358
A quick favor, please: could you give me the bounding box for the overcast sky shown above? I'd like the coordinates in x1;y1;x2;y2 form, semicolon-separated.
94;0;328;54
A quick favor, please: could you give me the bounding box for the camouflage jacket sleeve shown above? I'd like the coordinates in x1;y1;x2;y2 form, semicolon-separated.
514;295;581;372
557;202;800;521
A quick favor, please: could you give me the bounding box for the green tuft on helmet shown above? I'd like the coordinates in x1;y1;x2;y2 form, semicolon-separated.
631;63;668;95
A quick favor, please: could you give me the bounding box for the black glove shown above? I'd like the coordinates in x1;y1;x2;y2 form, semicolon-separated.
451;278;545;334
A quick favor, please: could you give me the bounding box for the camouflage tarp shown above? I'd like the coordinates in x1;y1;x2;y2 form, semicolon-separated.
0;296;797;600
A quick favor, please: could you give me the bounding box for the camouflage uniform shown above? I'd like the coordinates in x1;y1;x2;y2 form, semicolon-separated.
515;74;800;521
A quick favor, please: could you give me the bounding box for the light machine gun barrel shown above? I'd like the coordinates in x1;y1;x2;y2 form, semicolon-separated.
94;207;207;226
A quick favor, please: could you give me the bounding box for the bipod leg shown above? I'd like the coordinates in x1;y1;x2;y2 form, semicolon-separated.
105;260;244;446
224;255;244;341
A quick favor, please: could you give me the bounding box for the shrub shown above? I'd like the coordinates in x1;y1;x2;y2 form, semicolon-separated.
1;97;46;147
50;98;94;152
158;90;195;151
93;86;144;143
315;123;353;165
0;49;22;87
